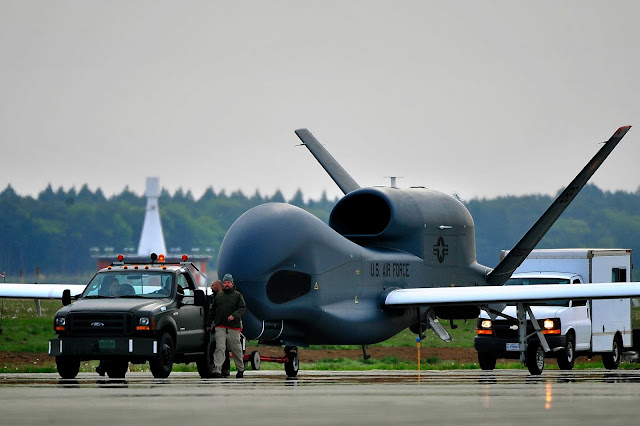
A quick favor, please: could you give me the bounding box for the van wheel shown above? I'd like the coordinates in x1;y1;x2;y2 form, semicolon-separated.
602;334;622;370
526;342;545;375
150;333;174;378
56;356;80;379
557;334;575;370
477;352;496;370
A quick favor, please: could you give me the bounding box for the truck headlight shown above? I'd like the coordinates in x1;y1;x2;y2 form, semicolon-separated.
54;317;66;332
136;317;151;331
477;319;493;335
542;318;561;334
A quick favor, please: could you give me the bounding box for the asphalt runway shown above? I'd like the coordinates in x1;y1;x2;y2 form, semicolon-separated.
2;370;640;425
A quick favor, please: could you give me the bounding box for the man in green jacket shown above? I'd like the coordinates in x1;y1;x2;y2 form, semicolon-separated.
212;274;246;378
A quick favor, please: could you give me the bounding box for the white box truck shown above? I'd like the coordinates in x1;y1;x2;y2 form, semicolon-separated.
475;248;636;374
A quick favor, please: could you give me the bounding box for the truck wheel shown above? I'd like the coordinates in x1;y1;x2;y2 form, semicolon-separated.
150;333;174;378
526;342;545;375
557;334;575;370
250;351;261;370
56;356;80;379
477;352;496;370
285;350;299;377
602;334;622;370
196;338;216;378
106;360;129;379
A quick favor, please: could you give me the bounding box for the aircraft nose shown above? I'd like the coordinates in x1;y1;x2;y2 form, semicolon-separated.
218;202;355;280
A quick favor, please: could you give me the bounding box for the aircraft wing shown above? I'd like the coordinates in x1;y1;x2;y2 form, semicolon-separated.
0;283;87;299
486;126;632;286
295;128;360;195
384;282;640;307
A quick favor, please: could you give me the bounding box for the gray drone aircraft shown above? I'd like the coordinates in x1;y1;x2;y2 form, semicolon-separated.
217;125;640;369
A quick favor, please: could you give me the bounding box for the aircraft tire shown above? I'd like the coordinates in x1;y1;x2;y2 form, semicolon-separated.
526;342;545;375
196;338;216;378
150;332;174;378
284;350;299;377
106;360;129;378
56;356;80;379
602;333;622;370
557;333;575;370
477;352;496;370
250;351;261;370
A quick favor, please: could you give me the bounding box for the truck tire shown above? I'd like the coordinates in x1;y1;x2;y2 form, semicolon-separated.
557;334;575;370
602;334;622;370
56;356;80;379
106;360;129;379
196;338;216;378
477;352;496;370
526;342;545;375
150;333;175;378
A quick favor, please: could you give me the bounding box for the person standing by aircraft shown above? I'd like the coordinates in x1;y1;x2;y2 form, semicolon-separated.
212;274;246;378
206;280;222;332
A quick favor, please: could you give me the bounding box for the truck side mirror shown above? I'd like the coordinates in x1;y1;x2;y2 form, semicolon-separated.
194;289;206;307
62;289;72;306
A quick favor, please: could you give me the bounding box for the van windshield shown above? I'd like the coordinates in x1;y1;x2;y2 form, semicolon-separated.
505;277;570;306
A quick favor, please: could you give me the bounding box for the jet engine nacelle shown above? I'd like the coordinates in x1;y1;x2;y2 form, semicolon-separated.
330;187;477;265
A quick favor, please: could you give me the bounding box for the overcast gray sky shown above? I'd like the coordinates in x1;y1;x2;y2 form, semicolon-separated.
1;1;638;202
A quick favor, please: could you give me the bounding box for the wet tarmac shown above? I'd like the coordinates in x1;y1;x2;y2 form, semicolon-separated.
2;370;640;425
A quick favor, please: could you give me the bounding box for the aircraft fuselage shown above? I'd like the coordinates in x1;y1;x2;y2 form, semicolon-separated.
217;187;489;346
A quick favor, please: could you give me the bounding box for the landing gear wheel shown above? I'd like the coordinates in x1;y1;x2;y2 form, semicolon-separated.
477;352;496;371
526;342;545;375
150;333;174;378
56;356;80;379
250;351;261;370
284;348;299;377
602;334;622;370
557;334;575;370
106;360;129;378
196;337;216;378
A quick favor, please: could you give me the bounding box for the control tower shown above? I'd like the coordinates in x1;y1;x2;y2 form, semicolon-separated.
94;178;212;285
137;177;167;256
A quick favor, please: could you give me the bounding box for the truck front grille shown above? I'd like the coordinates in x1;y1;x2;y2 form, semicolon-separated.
67;313;134;336
492;320;537;339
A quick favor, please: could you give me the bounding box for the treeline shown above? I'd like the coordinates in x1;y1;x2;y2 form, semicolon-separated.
0;184;337;278
0;183;638;280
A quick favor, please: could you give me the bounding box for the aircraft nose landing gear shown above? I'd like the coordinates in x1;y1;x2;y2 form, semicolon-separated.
284;346;299;377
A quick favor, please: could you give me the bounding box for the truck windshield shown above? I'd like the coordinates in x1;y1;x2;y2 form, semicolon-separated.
80;272;174;299
505;277;570;306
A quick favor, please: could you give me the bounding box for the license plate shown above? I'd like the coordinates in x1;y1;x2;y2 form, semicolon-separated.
99;339;116;350
506;343;520;352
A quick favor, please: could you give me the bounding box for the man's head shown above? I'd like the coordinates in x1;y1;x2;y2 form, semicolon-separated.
211;280;222;294
222;274;234;291
110;280;121;296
